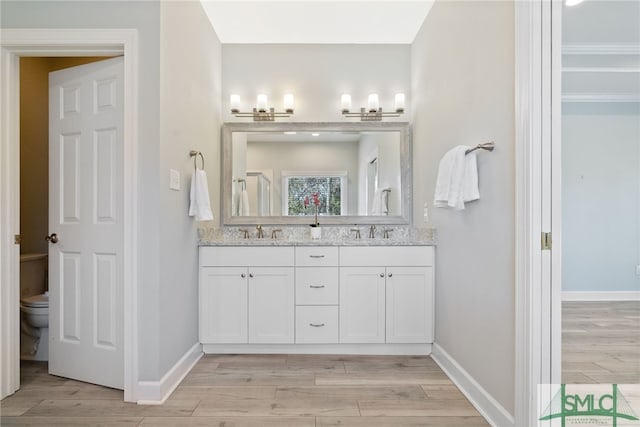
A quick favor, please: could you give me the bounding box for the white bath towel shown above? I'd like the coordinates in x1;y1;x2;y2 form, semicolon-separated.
434;145;479;210
371;188;389;215
239;189;251;216
189;169;214;221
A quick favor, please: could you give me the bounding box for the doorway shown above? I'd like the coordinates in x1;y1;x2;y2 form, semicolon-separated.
559;0;640;386
0;29;138;402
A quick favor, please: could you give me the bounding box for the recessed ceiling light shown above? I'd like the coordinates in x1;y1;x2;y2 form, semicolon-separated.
284;131;297;135
566;0;585;6
311;133;320;137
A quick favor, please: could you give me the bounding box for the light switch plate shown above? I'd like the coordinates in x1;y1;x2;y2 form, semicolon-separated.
169;169;181;191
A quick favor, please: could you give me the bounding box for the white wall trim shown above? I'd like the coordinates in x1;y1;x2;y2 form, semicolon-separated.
562;291;640;301
563;43;640;56
562;92;640;103
137;343;202;405
202;343;431;355
514;0;543;425
432;344;514;427
0;28;139;402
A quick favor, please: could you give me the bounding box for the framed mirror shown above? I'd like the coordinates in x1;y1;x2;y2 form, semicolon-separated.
222;122;412;226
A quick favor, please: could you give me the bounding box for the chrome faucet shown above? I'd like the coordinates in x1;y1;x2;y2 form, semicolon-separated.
368;225;376;239
350;227;361;239
239;228;249;239
256;225;264;239
383;228;394;239
271;228;282;239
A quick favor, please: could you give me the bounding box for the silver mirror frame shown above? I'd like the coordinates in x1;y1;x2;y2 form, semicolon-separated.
221;122;412;226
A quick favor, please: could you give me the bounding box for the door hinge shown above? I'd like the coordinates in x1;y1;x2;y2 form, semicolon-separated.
14;234;21;245
541;232;552;250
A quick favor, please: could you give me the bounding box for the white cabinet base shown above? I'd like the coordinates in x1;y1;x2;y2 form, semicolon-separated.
202;343;432;355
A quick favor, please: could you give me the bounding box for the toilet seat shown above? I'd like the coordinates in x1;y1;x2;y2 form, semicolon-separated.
20;293;49;308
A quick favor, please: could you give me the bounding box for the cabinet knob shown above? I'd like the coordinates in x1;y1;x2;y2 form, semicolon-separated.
249;273;254;278
241;273;246;278
309;323;325;328
379;273;385;278
388;273;393;278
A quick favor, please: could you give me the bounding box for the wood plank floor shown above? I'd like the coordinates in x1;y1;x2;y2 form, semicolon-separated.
563;301;640;384
1;355;489;426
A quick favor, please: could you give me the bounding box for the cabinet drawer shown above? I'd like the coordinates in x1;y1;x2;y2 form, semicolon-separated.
340;246;433;267
295;306;338;344
200;246;294;267
295;246;338;267
295;267;338;305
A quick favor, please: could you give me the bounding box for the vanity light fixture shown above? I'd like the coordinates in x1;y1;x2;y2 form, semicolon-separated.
341;93;405;121
230;93;294;121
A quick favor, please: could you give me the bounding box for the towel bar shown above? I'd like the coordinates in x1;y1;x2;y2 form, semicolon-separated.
465;141;495;155
190;150;205;170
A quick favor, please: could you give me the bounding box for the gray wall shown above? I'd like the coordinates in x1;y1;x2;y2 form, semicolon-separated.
562;103;640;292
157;0;222;380
411;0;516;415
222;44;411;123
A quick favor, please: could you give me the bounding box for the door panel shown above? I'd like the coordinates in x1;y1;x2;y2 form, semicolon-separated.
248;267;294;344
339;267;385;343
48;57;124;389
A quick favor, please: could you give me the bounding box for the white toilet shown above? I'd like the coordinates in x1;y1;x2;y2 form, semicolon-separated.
20;253;49;361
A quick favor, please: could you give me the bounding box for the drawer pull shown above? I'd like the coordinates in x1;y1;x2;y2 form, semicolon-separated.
309;285;325;289
309;323;325;327
309;255;325;259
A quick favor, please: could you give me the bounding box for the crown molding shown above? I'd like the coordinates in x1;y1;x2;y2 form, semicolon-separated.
562;92;640;103
563;43;640;56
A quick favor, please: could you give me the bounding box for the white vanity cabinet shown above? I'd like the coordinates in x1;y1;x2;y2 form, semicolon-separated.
199;247;294;344
200;244;434;354
340;246;434;344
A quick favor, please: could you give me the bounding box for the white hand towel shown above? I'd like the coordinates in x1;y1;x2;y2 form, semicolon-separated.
434;145;480;210
462;151;480;204
434;145;468;210
239;189;250;216
189;169;214;221
371;188;390;215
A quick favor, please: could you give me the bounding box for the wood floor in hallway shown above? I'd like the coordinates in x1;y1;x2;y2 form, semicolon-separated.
1;354;489;426
562;301;640;384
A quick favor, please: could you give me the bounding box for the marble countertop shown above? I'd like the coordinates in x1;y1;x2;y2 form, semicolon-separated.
198;226;436;247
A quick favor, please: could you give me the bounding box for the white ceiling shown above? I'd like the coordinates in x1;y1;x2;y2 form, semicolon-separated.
200;1;434;44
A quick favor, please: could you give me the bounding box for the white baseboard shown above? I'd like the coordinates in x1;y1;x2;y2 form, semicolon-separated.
202;343;431;355
431;343;514;427
136;342;202;405
562;291;640;301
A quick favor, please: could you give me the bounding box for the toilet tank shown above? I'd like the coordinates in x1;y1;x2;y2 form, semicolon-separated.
20;253;48;299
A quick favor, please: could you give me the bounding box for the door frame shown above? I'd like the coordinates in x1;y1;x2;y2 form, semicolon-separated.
514;1;561;425
0;29;139;402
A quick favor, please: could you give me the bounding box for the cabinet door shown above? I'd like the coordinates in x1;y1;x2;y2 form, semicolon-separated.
200;267;248;343
248;267;295;343
386;266;433;343
339;267;386;343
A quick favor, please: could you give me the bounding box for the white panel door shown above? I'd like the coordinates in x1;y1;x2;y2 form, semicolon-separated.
200;267;248;343
386;266;433;343
248;267;294;344
48;57;124;389
339;267;385;343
